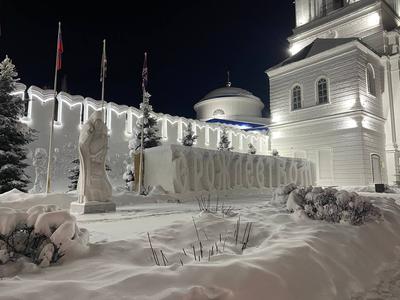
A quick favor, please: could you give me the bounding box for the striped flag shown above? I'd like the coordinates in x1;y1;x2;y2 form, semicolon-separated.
56;23;63;71
142;52;148;92
100;39;107;82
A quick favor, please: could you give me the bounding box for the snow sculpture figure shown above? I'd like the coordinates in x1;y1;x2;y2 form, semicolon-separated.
30;148;47;193
70;111;115;214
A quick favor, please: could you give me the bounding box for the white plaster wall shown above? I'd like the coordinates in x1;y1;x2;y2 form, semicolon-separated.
270;115;386;186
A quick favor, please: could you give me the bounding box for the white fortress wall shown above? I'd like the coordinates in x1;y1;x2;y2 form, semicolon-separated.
14;84;270;192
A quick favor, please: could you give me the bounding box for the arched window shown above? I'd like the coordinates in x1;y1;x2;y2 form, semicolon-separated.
317;78;329;104
366;64;376;97
292;85;302;110
213;109;225;117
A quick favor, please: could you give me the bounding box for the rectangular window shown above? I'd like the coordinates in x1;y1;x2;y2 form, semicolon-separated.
53;99;59;122
80;103;85;123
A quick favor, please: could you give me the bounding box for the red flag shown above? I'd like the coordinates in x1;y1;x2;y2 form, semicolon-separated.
56;24;63;71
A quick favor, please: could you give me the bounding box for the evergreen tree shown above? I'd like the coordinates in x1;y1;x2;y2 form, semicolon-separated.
135;92;161;150
0;56;34;193
248;143;257;155
217;127;233;152
182;123;198;147
67;158;111;191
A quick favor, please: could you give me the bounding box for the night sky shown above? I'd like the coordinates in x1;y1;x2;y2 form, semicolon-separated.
0;0;295;118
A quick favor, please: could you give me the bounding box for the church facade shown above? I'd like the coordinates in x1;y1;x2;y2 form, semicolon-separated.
266;0;400;186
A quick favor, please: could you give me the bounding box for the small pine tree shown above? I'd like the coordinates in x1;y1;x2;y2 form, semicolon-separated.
135;92;161;150
248;143;256;155
217;127;233;152
182;123;198;147
0;56;34;193
67;158;111;191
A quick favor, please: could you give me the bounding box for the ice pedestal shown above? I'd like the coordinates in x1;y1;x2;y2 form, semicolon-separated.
70;201;116;214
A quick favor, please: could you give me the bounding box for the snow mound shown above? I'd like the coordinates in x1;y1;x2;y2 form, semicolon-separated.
279;184;382;225
0;204;89;273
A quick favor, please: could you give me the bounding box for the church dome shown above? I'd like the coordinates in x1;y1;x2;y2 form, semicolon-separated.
194;83;265;123
201;86;260;102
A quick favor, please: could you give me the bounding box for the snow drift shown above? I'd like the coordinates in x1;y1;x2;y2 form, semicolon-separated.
0;190;400;299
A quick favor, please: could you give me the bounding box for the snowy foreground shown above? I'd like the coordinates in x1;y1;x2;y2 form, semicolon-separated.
1;189;400;300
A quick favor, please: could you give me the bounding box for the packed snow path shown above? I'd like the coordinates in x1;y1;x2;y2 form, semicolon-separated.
1;190;400;300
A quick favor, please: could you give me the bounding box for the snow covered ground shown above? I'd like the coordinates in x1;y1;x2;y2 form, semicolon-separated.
1;189;400;300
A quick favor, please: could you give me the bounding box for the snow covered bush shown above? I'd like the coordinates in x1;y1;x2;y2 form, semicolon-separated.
275;184;382;225
0;205;89;268
123;164;135;191
248;143;256;155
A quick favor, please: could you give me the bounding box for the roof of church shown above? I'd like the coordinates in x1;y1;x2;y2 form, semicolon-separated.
270;38;360;70
200;86;261;102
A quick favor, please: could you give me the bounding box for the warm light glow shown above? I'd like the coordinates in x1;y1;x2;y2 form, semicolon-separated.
289;44;302;56
368;12;380;27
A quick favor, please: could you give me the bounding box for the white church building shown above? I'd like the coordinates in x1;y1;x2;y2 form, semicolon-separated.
15;0;400;192
267;0;400;187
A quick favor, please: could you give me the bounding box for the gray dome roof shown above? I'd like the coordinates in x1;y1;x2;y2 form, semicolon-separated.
201;86;260;102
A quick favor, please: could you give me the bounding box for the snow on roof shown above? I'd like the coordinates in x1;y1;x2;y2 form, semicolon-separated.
270;38;358;70
201;86;260;102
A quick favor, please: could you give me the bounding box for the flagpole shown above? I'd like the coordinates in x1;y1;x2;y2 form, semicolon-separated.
46;21;61;194
138;98;145;195
101;39;106;116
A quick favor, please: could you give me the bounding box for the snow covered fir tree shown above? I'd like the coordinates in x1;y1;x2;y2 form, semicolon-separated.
248;143;256;155
217;128;233;152
134;92;161;150
182;123;197;147
0;56;33;193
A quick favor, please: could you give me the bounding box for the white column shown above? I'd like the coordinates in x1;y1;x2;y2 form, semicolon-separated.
162;116;168;140
205;125;210;146
177;118;183;142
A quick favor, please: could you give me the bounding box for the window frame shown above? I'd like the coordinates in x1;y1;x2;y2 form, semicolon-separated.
290;84;303;111
366;63;377;97
315;76;330;105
